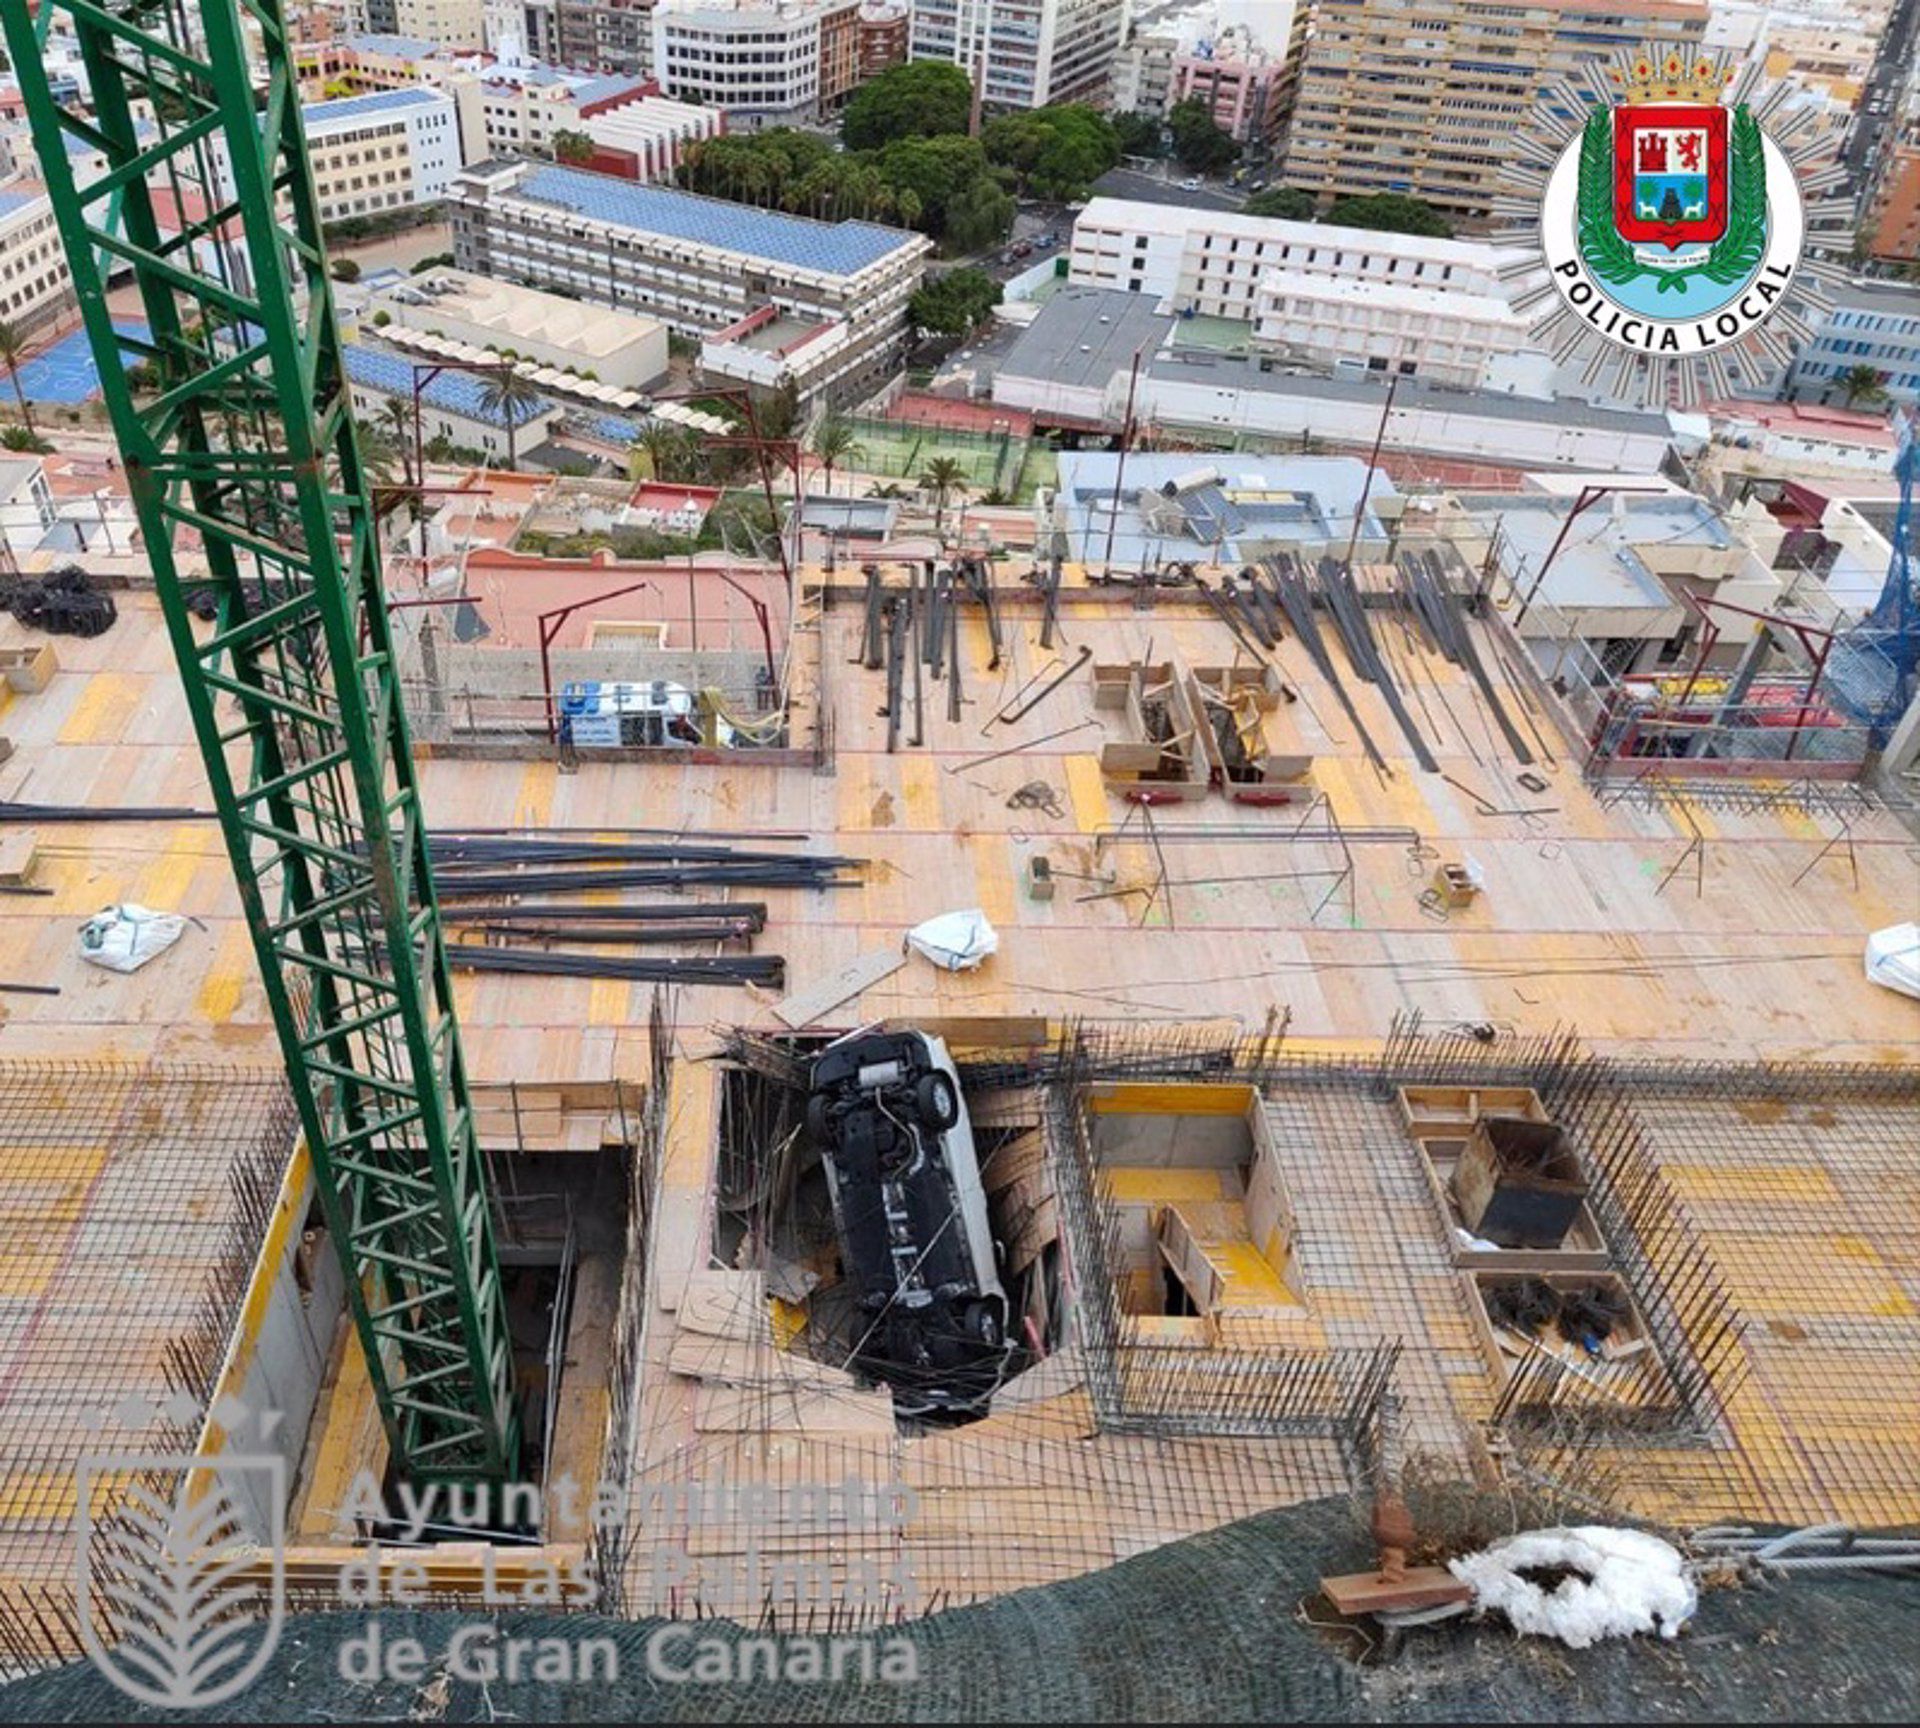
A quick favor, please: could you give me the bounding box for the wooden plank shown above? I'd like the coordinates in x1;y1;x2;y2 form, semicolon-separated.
773;946;906;1028
0;829;37;886
1321;1566;1473;1616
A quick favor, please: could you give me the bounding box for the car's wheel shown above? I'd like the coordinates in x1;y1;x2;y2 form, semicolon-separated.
914;1071;959;1131
963;1302;1001;1347
805;1092;833;1147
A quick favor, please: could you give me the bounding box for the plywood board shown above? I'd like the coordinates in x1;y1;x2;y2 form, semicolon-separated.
773;946;906;1027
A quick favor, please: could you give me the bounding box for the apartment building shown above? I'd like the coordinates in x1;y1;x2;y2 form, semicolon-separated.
1282;0;1709;225
1864;128;1920;266
908;0;1129;110
547;0;659;75
1251;269;1533;390
0;185;75;330
651;0;852;127
855;0;909;80
392;0;487;48
301;87;462;221
1069;197;1507;319
1172;12;1307;155
1111;24;1178;120
1761;21;1879;104
1784;280;1920;406
448;160;930;404
478;65;653;155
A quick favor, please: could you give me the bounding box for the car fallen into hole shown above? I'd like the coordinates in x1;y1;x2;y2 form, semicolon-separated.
806;1029;1014;1418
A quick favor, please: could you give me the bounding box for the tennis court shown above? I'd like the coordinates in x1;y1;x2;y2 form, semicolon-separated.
13;320;149;404
843;414;1054;501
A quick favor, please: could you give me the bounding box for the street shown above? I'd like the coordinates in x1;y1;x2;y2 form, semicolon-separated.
1091;164;1247;214
1845;0;1920;180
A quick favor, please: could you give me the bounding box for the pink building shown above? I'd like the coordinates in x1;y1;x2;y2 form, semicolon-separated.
1173;52;1288;148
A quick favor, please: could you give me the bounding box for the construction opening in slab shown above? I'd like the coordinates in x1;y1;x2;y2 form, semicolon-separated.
277;1082;653;1566
1084;1082;1307;1326
715;1036;1068;1429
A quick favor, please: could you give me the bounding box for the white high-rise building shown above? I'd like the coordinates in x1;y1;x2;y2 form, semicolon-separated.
652;1;825;127
908;0;1130;110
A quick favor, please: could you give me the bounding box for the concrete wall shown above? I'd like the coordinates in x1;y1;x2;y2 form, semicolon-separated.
190;1148;345;1543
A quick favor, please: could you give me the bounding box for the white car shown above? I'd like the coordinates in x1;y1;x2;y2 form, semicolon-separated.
1181;176;1203;192
807;1029;1011;1417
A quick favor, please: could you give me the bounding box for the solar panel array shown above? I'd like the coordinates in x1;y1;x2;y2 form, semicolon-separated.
1181;483;1246;541
342;342;552;429
305;86;450;126
513;164;916;278
343;32;442;58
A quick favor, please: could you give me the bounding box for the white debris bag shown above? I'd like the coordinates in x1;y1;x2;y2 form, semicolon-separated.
905;909;998;972
1448;1526;1696;1649
78;903;188;974
1865;923;1920;1001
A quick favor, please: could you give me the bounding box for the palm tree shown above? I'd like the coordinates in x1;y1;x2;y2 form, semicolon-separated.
635;422;694;484
1839;363;1889;409
475;369;546;468
920;456;968;536
355;422;402;489
378;395;416;486
0;320;35;438
811;414;862;497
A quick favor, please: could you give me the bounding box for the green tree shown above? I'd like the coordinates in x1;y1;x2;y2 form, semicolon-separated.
330;256;361;282
378;396;417;486
1110;110;1166;159
1322;193;1454;238
1839;364;1889;408
632;423;698;483
0;320;34;438
1244;186;1317;220
811;414;863;497
553;128;594;165
355;421;403;489
982;104;1120;201
877;135;996;238
752;378;802;449
909;268;1002;339
1167;97;1239;175
475;370;546;468
920;455;968;535
942;174;1017;254
842;59;972;150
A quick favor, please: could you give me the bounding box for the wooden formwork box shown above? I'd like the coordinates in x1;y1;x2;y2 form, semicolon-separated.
1396;1083;1550;1141
0;643;56;693
1463;1268;1660;1405
1452;1114;1588;1249
1189;662;1315;789
1092;660;1210;800
1408;1134;1609;1274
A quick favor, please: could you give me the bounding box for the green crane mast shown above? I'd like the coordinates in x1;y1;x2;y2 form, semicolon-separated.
0;0;519;1484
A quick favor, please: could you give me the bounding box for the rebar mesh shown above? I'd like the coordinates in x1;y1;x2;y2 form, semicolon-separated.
0;1060;295;1652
